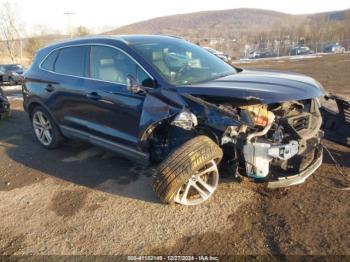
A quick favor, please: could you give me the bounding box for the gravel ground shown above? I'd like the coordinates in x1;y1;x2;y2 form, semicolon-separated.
0;54;349;257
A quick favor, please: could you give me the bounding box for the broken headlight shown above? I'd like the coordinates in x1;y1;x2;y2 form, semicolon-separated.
171;110;198;131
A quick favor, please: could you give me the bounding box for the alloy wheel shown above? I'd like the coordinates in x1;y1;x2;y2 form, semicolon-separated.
32;111;53;146
174;159;219;205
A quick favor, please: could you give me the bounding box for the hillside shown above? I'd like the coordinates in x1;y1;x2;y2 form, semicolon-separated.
106;9;297;38
106;8;350;57
3;8;349;65
107;8;350;38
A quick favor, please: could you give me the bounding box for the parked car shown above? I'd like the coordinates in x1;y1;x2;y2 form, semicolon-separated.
0;87;10;119
203;47;231;63
290;46;314;56
323;43;346;53
248;49;275;59
23;35;329;205
0;64;25;85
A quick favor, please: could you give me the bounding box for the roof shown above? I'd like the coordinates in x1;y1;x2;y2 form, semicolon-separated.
42;34;185;50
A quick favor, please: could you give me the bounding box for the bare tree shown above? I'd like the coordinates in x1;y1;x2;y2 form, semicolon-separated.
25;37;42;61
75;26;91;37
0;1;21;62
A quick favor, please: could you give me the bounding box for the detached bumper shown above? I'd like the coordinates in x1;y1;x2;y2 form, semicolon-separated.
321;94;350;148
267;146;323;189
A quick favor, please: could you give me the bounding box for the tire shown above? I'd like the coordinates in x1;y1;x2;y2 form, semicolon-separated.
30;106;63;149
152;136;223;205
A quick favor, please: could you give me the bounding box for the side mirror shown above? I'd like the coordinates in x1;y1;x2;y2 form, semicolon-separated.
127;75;144;94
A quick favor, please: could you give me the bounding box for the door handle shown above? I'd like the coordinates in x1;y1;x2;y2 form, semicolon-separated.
86;92;101;100
45;84;55;92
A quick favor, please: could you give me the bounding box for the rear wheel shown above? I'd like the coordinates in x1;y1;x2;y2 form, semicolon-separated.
30;106;63;149
152;136;223;205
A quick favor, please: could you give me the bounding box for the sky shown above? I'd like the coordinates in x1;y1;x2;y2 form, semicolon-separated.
2;0;350;35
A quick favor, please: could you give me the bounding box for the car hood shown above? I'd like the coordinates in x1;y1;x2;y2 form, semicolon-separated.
176;69;325;106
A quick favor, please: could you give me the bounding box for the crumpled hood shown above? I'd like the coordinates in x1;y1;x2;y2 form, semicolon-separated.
176;69;325;105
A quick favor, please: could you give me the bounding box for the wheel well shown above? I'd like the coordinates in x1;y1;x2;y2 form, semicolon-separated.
27;102;64;139
28;102;41;117
147;123;221;164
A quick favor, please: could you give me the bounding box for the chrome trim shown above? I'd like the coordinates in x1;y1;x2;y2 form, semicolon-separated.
38;43;154;86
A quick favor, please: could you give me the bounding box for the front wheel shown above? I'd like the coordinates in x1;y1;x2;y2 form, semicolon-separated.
152;136;223;205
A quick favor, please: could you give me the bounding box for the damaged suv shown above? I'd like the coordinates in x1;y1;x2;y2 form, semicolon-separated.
23;35;326;205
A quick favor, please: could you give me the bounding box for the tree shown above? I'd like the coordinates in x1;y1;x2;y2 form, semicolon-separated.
0;1;21;62
75;26;90;37
25;37;42;61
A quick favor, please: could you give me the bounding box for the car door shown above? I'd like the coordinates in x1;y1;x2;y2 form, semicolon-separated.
83;45;155;150
40;46;91;135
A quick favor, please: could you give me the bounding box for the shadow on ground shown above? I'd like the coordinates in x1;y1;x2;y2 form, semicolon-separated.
0;108;159;203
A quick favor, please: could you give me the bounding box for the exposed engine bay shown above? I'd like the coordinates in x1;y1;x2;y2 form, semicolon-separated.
220;99;323;184
147;92;324;188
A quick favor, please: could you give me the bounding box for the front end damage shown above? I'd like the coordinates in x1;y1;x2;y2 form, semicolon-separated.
321;95;350;148
140;87;326;188
206;97;324;188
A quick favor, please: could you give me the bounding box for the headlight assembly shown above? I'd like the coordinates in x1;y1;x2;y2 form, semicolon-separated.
171;110;198;131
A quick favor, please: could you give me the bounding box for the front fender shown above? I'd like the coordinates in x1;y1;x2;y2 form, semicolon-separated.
138;88;243;147
139;88;186;143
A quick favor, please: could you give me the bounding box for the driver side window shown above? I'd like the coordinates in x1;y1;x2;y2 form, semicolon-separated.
90;46;153;87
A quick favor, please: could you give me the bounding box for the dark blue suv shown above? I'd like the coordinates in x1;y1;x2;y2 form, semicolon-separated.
23;35;327;205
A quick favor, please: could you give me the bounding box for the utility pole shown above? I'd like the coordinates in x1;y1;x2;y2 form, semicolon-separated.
64;11;75;38
19;39;23;64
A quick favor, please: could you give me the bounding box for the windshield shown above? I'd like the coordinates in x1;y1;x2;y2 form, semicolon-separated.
131;39;236;85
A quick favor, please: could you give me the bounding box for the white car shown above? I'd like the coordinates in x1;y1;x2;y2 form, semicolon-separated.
203;47;231;63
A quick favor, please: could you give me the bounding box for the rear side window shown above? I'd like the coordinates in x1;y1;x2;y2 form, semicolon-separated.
54;46;88;77
41;50;59;71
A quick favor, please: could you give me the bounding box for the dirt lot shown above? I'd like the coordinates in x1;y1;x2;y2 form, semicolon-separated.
0;54;349;257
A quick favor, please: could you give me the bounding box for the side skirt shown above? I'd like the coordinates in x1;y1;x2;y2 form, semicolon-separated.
60;125;149;165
